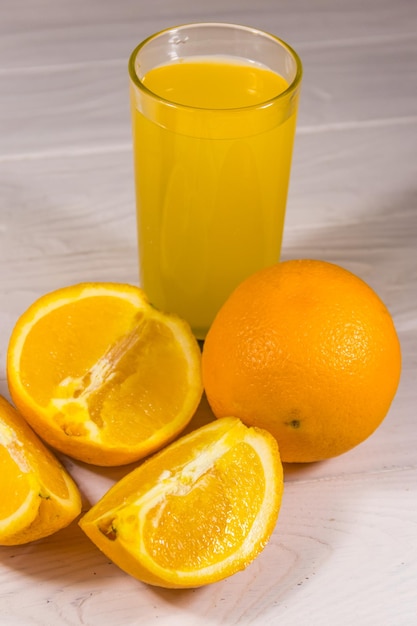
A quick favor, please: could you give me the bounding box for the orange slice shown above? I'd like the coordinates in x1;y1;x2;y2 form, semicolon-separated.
79;417;283;588
7;283;203;466
0;395;81;545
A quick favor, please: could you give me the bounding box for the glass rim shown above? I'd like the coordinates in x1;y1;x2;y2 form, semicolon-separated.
128;22;303;113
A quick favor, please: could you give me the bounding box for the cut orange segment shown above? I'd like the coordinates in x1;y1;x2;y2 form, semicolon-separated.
79;417;283;588
0;395;81;545
7;283;203;466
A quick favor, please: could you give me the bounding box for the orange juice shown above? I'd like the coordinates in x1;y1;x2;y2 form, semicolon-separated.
131;57;299;338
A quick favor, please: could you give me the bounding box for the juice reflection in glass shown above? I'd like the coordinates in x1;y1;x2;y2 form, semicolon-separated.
129;23;302;339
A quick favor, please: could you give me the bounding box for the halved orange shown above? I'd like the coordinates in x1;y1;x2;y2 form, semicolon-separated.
79;417;283;588
0;395;81;545
7;283;203;466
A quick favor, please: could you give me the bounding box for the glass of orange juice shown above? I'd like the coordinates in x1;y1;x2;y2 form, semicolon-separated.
129;23;302;339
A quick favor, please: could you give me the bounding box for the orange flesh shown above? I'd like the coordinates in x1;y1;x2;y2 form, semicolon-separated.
19;307;189;445
142;442;263;570
0;447;32;519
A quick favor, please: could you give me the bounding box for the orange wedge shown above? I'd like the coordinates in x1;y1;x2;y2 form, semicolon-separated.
0;395;81;545
79;417;283;588
7;283;203;466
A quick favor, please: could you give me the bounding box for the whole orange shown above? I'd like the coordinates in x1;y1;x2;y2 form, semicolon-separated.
201;259;401;463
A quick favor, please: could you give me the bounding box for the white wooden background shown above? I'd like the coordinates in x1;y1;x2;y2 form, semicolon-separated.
1;1;416;624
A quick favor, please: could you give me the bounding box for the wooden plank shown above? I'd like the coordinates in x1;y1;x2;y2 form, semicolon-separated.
1;35;416;155
0;467;415;625
1;0;415;70
1;121;415;475
0;1;416;623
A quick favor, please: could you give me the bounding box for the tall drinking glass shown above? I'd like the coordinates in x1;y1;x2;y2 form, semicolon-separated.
129;23;302;339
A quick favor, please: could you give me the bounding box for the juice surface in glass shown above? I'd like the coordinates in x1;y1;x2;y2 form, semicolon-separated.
131;57;298;339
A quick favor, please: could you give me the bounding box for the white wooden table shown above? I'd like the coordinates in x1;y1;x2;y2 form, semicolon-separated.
1;1;416;624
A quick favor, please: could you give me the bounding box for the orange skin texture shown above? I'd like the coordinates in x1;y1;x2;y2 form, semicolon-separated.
202;259;402;463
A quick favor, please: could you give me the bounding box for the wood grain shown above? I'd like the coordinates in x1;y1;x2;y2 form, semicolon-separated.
0;0;416;624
